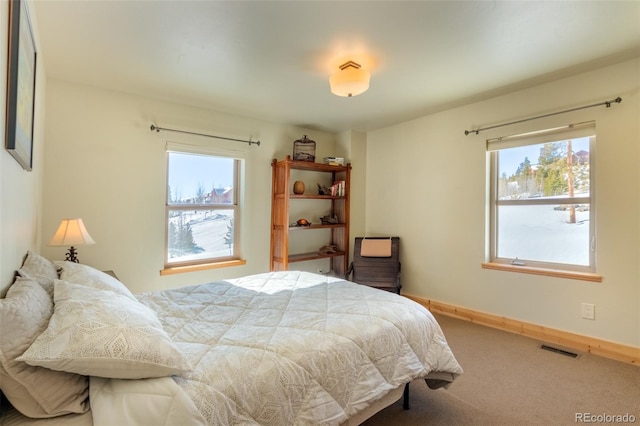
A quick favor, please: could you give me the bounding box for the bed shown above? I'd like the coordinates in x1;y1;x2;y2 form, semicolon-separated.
0;252;462;425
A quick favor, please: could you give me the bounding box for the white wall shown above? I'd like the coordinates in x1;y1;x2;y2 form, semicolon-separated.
0;0;46;295
40;80;344;293
337;130;367;262
366;58;640;347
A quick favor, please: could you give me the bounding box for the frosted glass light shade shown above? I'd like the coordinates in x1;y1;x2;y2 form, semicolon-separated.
48;218;96;247
330;63;370;97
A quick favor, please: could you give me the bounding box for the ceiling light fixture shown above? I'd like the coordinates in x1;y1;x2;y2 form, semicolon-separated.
330;60;370;97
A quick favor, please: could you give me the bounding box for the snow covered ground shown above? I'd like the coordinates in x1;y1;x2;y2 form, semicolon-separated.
168;210;234;263
497;204;590;265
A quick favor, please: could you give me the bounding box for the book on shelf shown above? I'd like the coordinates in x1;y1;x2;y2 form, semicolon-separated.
331;180;345;196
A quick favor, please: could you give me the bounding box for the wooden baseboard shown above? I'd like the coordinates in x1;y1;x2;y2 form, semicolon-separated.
404;294;639;366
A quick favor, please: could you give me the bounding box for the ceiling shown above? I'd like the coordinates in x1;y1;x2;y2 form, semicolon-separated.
33;1;640;134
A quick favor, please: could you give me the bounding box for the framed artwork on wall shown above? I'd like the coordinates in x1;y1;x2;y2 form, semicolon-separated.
5;0;37;171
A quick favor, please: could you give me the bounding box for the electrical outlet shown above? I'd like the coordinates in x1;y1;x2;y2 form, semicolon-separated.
581;303;595;320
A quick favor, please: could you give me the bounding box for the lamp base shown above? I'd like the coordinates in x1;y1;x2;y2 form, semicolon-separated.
65;246;80;263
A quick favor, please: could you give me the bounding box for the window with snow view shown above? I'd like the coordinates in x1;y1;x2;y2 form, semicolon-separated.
488;123;596;272
165;150;241;267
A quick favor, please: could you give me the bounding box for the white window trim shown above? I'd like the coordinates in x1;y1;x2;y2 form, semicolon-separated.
486;122;598;277
163;143;245;271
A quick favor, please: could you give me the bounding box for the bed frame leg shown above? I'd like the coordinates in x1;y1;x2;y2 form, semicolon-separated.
403;383;410;410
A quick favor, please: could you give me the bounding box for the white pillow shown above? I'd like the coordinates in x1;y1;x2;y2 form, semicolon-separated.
18;280;192;380
54;261;136;301
0;277;89;418
17;251;60;296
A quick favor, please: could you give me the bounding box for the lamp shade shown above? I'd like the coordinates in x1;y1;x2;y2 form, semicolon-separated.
48;218;96;247
330;61;370;97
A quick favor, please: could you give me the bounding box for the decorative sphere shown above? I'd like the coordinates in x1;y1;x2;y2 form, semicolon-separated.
293;181;305;194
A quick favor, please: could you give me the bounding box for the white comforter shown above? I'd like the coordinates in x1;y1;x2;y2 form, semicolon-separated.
105;271;462;425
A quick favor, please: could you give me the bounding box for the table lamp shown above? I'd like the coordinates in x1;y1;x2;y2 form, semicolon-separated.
48;218;96;263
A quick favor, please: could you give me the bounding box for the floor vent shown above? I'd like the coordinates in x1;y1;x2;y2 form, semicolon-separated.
541;344;579;358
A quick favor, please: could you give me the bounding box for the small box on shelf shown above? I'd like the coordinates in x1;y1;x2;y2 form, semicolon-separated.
323;156;345;166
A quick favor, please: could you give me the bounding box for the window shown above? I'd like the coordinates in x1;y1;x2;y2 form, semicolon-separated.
165;147;242;268
487;122;596;273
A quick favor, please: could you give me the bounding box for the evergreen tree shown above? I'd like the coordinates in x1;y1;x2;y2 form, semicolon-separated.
168;221;179;256
498;172;508;199
168;214;203;258
515;157;535;195
196;183;206;204
515;157;531;176
181;222;199;253
224;219;234;255
537;142;568;196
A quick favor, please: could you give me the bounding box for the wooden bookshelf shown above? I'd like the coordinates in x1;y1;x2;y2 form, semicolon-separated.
270;156;351;277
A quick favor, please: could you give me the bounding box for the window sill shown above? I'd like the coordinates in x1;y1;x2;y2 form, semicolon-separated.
481;262;602;282
160;259;247;276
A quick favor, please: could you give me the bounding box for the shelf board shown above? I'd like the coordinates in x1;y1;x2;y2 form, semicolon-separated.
274;251;346;263
289;224;346;230
273;157;350;173
290;194;346;199
274;193;346;200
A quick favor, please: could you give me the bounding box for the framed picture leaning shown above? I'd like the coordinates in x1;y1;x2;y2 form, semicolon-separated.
5;0;37;171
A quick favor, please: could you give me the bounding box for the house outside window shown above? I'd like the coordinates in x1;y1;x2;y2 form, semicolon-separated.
165;146;242;268
487;122;596;273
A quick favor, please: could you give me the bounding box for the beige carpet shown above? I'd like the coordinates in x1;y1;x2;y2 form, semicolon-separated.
363;314;640;425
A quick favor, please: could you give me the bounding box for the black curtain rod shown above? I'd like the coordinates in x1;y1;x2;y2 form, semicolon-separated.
464;97;622;136
150;124;260;146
